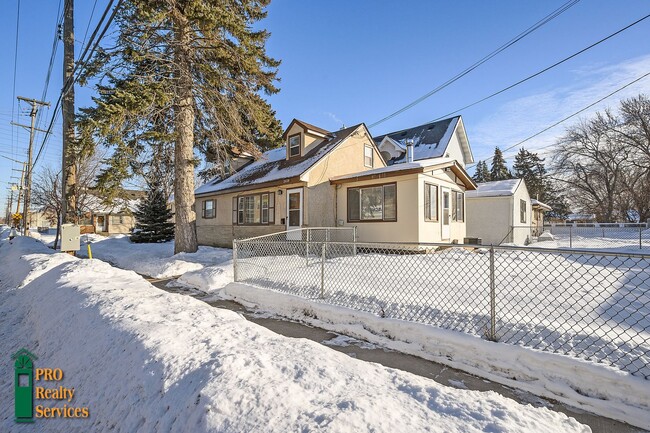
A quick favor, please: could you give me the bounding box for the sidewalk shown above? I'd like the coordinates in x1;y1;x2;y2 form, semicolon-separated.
148;276;646;433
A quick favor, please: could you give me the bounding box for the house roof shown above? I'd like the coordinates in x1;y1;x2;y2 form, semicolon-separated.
196;124;364;196
373;116;472;164
330;157;477;190
466;179;522;198
281;118;331;139
531;199;552;211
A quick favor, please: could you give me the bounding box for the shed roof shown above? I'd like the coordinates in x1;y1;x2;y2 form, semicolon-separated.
531;199;552;211
465;179;522;198
196;124;363;196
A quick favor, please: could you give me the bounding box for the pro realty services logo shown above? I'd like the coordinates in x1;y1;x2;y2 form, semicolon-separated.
12;348;90;424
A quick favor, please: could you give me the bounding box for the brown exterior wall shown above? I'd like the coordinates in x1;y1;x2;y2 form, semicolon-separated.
197;224;285;248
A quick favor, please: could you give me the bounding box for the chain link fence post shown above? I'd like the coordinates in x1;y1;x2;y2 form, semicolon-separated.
570;225;573;248
306;228;311;267
489;245;497;341
233;240;238;282
640;225;643;250
320;243;326;298
353;226;357;256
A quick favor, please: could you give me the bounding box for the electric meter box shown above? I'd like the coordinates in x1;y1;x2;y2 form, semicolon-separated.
60;224;81;251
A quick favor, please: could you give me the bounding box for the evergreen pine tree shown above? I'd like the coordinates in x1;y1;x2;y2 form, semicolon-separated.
513;148;544;198
78;0;283;253
490;147;512;181
472;160;490;183
131;182;175;243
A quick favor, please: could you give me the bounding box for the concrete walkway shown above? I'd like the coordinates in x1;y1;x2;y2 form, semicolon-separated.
147;276;647;433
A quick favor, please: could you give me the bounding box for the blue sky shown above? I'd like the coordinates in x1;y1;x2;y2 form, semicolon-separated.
1;0;650;210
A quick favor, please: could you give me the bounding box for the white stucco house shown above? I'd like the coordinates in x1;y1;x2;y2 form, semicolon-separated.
465;179;533;245
194;116;477;247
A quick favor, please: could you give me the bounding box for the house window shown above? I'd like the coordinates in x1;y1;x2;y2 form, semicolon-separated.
424;183;438;221
233;192;275;225
520;199;527;223
364;145;373;168
451;191;464;222
110;215;124;224
202;199;216;219
347;183;397;222
289;134;301;157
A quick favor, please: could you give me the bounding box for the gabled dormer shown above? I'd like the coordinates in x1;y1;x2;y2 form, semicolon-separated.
282;119;332;160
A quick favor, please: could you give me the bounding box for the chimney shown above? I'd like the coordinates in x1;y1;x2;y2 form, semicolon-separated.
406;139;414;163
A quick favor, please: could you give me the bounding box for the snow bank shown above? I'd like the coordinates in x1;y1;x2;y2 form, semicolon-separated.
75;234;232;280
0;237;590;432
221;283;650;430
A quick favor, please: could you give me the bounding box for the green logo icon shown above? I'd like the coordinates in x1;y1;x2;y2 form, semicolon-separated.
12;348;38;423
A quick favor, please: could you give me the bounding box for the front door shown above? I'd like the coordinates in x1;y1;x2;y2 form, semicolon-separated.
441;188;450;240
286;188;303;240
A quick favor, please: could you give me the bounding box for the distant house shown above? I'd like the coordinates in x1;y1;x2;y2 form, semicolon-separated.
465;179;532;245
81;190;144;234
194;117;476;247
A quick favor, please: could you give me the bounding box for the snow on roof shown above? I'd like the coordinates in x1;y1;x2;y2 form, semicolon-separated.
373;117;459;164
466;179;522;198
330;157;457;182
531;199;552;211
196;124;362;195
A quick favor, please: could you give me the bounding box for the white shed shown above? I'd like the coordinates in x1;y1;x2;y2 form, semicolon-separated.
465;179;532;245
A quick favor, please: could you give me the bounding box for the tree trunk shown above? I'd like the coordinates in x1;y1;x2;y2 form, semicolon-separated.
172;13;198;254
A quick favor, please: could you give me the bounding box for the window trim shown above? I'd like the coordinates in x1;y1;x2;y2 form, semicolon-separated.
347;182;397;223
202;199;216;219
424;183;439;222
288;133;301;158
232;192;276;226
364;145;374;168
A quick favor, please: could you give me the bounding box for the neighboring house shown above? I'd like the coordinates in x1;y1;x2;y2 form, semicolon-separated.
81;190;144;234
565;213;596;223
194;117;476;247
531;199;552;236
465;179;532;245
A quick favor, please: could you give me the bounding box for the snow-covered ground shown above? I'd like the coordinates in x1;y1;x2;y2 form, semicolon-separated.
0;233;591;433
234;247;650;379
24;229;650;429
534;227;650;252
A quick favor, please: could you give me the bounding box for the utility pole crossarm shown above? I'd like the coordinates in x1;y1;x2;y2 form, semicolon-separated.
17;96;50;107
10;122;52;134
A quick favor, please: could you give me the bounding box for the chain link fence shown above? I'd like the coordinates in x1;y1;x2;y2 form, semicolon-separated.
541;223;649;250
234;230;650;379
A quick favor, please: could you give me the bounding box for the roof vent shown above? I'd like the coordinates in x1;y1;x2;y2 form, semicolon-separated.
406;139;414;163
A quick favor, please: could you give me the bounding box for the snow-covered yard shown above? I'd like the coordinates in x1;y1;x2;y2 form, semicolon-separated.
234;245;650;379
0;229;591;433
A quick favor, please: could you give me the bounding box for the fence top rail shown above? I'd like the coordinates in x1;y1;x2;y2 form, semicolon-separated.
236;238;650;259
234;227;356;242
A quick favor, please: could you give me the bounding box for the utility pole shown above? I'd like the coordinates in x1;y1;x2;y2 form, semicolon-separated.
12;164;26;215
7;189;14;224
62;0;76;224
14;97;50;235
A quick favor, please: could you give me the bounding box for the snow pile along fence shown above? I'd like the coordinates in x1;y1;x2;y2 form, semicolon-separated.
233;237;650;380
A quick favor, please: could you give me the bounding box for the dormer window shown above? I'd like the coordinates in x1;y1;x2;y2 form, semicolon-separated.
289;134;301;157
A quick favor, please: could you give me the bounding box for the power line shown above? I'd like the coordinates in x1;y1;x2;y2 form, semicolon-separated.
429;13;650;124
10;0;21;168
31;0;122;173
470;70;650;167
368;0;581;128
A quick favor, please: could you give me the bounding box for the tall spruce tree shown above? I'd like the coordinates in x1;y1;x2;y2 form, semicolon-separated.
490;147;512;181
472;160;490;183
78;0;283;253
131;181;175;243
513;148;544;198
